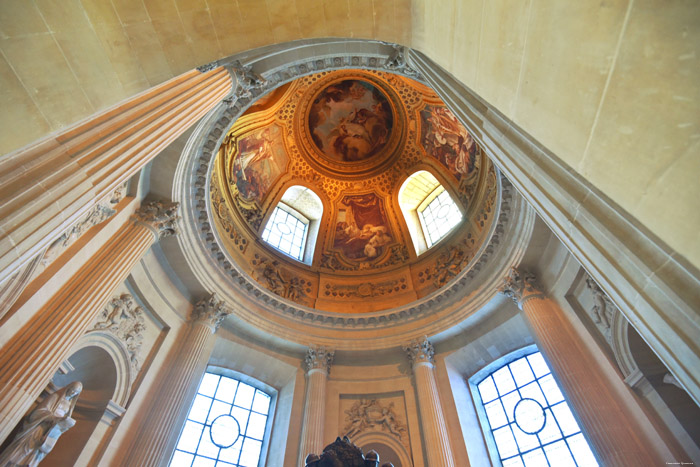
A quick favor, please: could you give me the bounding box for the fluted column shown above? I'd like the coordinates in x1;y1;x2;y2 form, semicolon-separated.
404;337;455;467
299;346;334;463
121;295;231;466
502;267;662;465
0;67;232;288
0;201;179;443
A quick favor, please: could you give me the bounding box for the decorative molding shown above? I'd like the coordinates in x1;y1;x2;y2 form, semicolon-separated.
197;61;219;73
304;345;334;375
343;399;407;442
190;294;231;331
229;60;268;100
404;336;435;367
323;278;405;299
90;294;146;373
501;268;544;306
133;201;180;239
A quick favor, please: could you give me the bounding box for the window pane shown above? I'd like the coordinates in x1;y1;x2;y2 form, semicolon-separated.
199;374;219;398
518;382;547;408
216;378;238;404
493;367;517;396
262;205;308;261
246;412;267;440
191;457;215;467
493;426;519;458
234;383;255;408
418;186;462;247
171;451;194;467
551;402;580;436
189;395;213;424
543;440;577;467
252;390;271;415
539;374;564;405
239;438;262;467
537;409;562;445
478;376;499;403
503;456;525;467
207;400;231;424
484;400;508;429
511;423;540;453
522;447;548;467
177;421;204;453
567;433;599;466
218;437;243;464
231;406;250;434
527;353;550;378
509;358;536;387
501;391;521;423
196;426;219;459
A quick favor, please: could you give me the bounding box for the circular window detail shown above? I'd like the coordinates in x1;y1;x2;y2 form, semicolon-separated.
513;398;546;434
210;414;241;448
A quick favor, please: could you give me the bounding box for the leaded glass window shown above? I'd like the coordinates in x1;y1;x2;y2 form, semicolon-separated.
475;351;598;467
418;186;462;247
171;372;272;467
261;204;308;261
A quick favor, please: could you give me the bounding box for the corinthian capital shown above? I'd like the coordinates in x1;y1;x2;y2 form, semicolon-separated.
404;336;435;368
501;267;544;306
304;346;334;375
134;201;180;239
190;294;231;332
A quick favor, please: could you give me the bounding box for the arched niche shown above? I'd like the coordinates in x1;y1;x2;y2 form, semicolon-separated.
43;336;126;466
354;431;412;467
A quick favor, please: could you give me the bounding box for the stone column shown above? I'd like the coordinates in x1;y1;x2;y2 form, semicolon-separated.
120;295;231;466
0;67;232;289
299;346;334;463
404;337;455;467
0;201;179;443
502;267;662;465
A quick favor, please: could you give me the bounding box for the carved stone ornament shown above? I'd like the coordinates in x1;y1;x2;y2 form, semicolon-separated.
324;279;405;299
383;44;421;79
252;256;309;303
304;345;335;375
42;203;116;267
404;336;435;367
344;399;407;441
230;60;268;99
191;294;231;331
197;61;219;73
134;201;180;239
585;274;617;336
90;294;146;372
501;267;544;306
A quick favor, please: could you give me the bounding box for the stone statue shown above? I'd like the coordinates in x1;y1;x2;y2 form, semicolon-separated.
0;382;83;466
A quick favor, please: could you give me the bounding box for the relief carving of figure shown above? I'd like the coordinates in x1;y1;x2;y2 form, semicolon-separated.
585;276;614;330
0;382;82;467
343;399;407;442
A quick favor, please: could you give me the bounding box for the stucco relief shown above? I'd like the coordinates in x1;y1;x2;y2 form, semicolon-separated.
343;399;407;442
89;294;145;374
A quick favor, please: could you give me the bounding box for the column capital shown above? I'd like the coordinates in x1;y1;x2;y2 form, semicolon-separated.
501;267;545;307
133;201;180;240
190;294;231;332
404;336;435;368
304;346;334;375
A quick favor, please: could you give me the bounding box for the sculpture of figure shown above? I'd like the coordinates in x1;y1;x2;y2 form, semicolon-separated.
0;382;83;466
585;276;612;329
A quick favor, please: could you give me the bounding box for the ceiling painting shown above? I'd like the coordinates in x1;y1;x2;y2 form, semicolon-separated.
333;193;393;262
309;80;393;163
230;125;288;204
209;69;500;314
420;105;479;182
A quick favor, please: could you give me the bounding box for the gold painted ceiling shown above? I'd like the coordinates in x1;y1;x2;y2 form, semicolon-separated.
210;69;499;313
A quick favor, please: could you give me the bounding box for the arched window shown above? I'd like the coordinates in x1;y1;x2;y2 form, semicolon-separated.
399;171;462;255
170;371;274;467
261;186;323;264
470;347;598;466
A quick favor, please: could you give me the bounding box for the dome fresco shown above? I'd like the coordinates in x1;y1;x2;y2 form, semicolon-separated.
210;69;499;313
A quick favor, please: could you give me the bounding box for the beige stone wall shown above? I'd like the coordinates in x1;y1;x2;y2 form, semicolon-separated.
411;0;700;270
0;0;411;155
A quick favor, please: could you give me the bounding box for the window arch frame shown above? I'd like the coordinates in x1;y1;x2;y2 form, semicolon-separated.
397;169;464;256
468;345;599;467
260;184;324;265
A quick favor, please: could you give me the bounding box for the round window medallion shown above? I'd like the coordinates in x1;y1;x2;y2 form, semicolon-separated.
276;222;292;235
210;414;240;448
513;398;546;434
436;204;451;219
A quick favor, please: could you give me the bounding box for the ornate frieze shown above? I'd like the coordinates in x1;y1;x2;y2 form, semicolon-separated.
502;268;545;306
190;294;231;331
134;201;180;239
251;256;311;303
90;294;145;373
404;336;435;367
343;399;407;441
323;278;406;299
304;346;334;375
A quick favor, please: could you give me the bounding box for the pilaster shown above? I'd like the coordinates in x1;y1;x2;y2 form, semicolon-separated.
404;337;455;467
299;345;334;464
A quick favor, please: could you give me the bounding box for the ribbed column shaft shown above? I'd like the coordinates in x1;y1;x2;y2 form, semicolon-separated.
299;369;328;462
120;321;214;466
413;362;455;467
0;221;155;442
0;67;232;287
521;295;661;465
